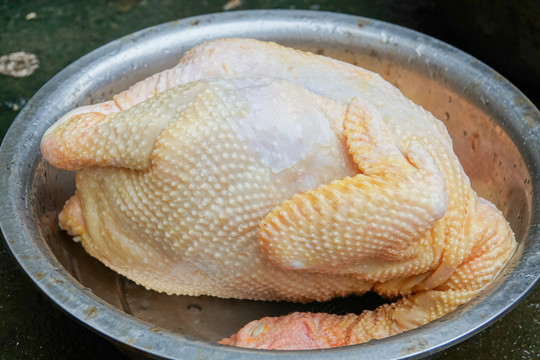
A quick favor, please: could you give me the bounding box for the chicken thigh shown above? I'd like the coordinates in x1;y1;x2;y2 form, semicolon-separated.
41;39;516;350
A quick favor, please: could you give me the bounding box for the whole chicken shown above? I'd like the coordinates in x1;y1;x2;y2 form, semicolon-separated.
41;38;516;350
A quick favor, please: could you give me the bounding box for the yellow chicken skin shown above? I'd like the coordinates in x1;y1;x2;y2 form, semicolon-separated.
40;39;516;350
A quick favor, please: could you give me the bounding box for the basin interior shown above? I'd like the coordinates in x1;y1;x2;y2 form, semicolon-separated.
28;38;532;343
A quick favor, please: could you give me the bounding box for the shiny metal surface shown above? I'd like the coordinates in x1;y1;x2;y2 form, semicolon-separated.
1;10;539;360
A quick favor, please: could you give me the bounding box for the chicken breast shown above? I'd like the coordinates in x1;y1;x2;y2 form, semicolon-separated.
41;38;516;350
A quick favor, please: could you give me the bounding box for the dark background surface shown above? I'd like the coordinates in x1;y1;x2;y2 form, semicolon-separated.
0;0;539;359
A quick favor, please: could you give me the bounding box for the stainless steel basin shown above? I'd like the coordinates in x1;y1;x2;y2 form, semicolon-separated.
1;10;539;360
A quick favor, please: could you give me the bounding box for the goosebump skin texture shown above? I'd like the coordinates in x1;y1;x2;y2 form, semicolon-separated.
41;39;516;350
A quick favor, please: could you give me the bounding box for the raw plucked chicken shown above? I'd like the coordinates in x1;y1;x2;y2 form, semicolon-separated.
41;38;516;350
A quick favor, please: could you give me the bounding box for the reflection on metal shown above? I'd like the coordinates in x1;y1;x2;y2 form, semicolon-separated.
0;10;539;360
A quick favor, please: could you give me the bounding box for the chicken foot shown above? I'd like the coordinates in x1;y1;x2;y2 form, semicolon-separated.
220;199;516;349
